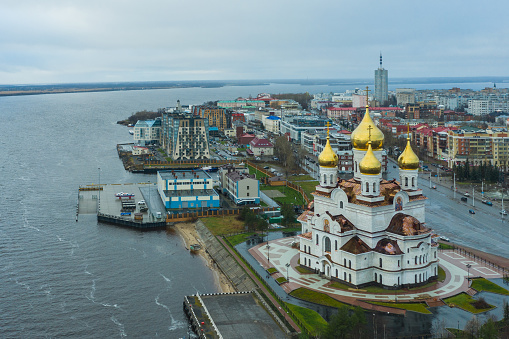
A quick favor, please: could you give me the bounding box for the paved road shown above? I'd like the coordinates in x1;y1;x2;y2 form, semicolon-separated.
386;158;509;259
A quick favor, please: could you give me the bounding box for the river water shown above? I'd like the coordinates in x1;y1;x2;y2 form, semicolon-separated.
1;79;508;337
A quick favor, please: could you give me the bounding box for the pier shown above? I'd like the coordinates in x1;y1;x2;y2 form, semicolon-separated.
78;183;167;229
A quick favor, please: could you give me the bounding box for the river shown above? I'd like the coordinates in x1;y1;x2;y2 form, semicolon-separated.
1;79;507;337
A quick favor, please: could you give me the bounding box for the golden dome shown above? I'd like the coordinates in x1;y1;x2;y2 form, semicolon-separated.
398;139;420;170
318;137;339;168
359;142;381;175
351;106;385;150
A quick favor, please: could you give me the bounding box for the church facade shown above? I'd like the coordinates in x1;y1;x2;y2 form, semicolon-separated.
298;104;438;288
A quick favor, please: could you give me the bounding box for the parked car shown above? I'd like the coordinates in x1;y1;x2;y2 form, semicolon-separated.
439;236;450;242
464;192;470;197
461;197;468;202
432;186;437;189
138;200;146;205
482;200;493;206
500;210;507;215
469;209;475;214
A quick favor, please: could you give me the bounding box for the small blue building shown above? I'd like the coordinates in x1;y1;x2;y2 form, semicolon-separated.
157;169;220;209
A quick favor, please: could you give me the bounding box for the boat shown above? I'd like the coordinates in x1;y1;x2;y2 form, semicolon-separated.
129;130;134;135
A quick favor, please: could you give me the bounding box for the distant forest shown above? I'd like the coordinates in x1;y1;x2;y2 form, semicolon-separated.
271;92;313;110
117;110;161;126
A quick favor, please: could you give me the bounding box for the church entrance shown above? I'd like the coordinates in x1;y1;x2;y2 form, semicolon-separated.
321;261;331;278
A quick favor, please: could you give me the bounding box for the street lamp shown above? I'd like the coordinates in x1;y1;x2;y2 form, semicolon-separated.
286;263;290;282
466;263;471;281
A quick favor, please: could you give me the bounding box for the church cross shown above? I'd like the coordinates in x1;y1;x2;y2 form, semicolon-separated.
367;124;373;143
364;86;371;105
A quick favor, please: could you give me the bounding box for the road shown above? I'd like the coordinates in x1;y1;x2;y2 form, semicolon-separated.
386;159;509;259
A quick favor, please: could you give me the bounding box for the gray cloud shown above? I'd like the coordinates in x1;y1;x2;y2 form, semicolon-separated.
0;0;508;84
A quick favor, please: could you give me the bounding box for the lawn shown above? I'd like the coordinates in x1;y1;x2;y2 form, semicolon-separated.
471;278;509;295
226;232;259;246
260;184;307;205
444;293;495;313
368;301;432;314
248;165;270;179
295;181;319;200
438;242;455;250
200;216;245;235
290;287;348;308
286;303;328;336
276;277;287;284
267;267;278;274
295;266;313;274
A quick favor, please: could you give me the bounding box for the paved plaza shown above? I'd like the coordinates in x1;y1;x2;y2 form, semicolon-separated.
248;236;503;311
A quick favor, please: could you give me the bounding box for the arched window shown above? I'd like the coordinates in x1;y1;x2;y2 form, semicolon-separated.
412;177;415;187
349;274;351;282
324;237;331;252
373;182;376;192
330;174;333;184
355;161;357;172
434;251;436;258
303;245;306;253
335;240;337;251
398;277;400;285
344;258;346;267
375;272;377;281
419;255;422;264
316;234;319;245
344;272;347;280
323;174;327;184
379;274;382;284
336;269;338;277
405;177;408;186
340;201;343;208
398;260;400;267
415;274;417;283
379;258;383;268
349;260;352;269
415;256;417;265
366;182;369;192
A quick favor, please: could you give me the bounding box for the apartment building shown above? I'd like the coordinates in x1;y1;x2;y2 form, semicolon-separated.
161;105;210;160
133;118;161;146
193;106;232;132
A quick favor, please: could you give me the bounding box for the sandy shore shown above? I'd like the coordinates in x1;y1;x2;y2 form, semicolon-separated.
173;222;236;293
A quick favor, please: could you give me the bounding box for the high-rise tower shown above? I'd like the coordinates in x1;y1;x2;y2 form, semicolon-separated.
374;53;388;105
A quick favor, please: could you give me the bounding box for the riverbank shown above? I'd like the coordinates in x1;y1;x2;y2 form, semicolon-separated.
173;222;236;293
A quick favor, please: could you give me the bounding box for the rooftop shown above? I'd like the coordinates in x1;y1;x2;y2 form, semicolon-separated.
159;169;212;181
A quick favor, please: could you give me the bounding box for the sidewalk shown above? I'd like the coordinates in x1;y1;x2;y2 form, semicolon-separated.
248;236;503;314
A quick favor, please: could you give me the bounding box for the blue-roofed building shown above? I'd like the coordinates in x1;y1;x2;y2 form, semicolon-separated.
157;169;220;210
133;118;161;146
263;115;281;134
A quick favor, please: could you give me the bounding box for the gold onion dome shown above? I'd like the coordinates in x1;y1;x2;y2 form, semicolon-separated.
359;142;381;175
398;139;420;170
351;106;384;150
318;137;339;168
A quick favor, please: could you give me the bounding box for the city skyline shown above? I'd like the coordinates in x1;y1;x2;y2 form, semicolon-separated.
1;0;508;84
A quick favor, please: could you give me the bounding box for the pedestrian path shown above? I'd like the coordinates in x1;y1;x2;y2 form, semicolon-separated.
248;236;503;306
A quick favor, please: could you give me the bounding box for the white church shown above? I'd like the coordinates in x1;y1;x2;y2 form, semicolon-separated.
298;104;438;288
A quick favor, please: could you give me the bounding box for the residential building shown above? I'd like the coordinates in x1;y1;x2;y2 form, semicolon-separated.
263;115;281;134
161;102;211;160
133;118;161;146
280;116;331;143
396;89;416;107
219;165;260;205
247;137;274;157
157;169;220;209
193;106;232;132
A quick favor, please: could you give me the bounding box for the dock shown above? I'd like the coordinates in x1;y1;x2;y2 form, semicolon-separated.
78;183;167;229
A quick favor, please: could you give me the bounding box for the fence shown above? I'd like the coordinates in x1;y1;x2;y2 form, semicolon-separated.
439;244;509;275
166;206;280;223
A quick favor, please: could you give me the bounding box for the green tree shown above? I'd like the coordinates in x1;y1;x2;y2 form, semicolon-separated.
281;203;296;227
322;306;367;339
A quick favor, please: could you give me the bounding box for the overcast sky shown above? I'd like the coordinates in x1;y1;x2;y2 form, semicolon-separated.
1;0;508;84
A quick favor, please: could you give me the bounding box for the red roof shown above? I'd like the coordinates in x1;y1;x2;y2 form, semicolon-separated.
338;130;352;134
250;137;274;148
328;107;356;111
